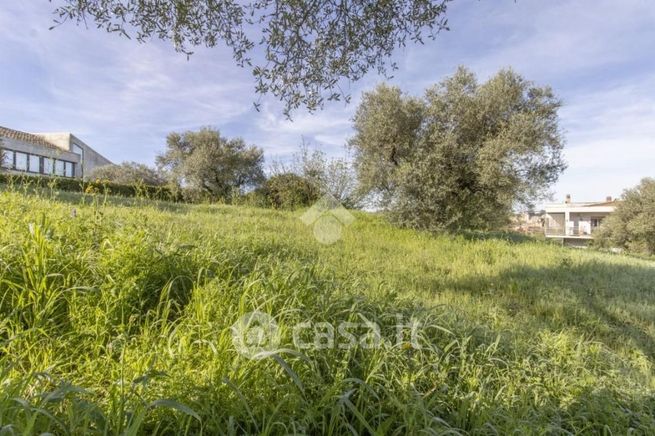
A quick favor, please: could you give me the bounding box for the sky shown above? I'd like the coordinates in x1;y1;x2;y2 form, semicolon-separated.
1;0;654;203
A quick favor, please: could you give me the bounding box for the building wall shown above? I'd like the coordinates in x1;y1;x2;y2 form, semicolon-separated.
34;132;72;152
574;212;611;235
71;136;112;178
545;213;565;229
563;238;592;248
544;211;612;238
1;136;79;163
36;133;113;178
1;136;80;177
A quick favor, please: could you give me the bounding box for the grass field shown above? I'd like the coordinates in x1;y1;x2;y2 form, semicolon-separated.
0;187;654;434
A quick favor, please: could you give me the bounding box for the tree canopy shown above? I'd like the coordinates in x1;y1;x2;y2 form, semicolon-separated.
50;0;451;116
596;178;655;256
156;127;264;201
350;67;566;231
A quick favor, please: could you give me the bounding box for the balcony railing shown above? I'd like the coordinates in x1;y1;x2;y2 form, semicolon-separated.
545;226;600;238
545;228;566;237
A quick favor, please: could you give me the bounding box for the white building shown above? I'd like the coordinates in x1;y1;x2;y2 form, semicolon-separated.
544;195;617;244
0;126;112;179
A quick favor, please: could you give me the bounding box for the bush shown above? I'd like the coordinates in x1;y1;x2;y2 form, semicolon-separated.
234;188;271;208
88;162;167;186
0;172;180;202
264;173;319;209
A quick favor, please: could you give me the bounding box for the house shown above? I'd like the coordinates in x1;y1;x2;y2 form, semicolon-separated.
544;195;618;245
0;126;112;179
512;209;546;235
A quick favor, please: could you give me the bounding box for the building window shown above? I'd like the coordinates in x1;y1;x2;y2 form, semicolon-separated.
28;154;40;173
72;144;84;177
72;144;84;157
15;152;28;171
1;149;13;168
43;157;53;175
54;159;65;176
0;150;76;178
591;218;604;228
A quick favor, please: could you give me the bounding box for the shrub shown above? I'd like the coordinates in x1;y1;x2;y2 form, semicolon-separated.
88;162;167;186
264;173;319;209
235;188;271;208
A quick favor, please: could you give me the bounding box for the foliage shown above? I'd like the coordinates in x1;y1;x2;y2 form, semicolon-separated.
156;127;265;202
274;142;362;208
264;172;319;209
596;178;655;255
350;67;566;231
234;187;271;209
0;187;653;434
0;138;5;172
349;84;424;201
88;161;167;186
0;171;177;201
50;0;452;116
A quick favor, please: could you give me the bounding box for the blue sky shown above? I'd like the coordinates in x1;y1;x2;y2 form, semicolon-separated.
1;0;654;203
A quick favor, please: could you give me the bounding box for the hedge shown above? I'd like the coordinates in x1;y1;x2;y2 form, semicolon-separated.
0;172;180;202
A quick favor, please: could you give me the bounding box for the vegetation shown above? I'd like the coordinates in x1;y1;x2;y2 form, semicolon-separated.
597;178;655;256
50;0;452;116
88;162;167;186
0;172;177;201
350;67;566;231
157;128;265;202
0;186;653;434
0;139;5;171
273;142;362;208
263;173;319;210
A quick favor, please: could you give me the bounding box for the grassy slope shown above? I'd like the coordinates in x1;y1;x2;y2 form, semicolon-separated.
0;189;653;434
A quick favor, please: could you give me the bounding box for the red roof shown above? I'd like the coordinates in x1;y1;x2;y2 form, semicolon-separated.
0;126;59;150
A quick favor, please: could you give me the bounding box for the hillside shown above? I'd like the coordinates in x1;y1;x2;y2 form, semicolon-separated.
0;189;654;434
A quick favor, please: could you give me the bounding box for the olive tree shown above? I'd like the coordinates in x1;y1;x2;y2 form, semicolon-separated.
49;0;452;116
596;178;655;256
350;67;566;231
156;127;264;201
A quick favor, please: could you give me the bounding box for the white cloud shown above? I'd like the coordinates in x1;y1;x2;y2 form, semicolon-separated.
551;76;655;201
395;0;655;201
0;2;253;163
252;102;356;162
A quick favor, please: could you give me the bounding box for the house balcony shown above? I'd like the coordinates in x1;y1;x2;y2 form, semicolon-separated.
545;226;600;239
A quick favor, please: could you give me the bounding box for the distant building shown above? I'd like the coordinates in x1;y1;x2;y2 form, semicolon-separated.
512;209;546;235
544;194;618;245
0;126;112;179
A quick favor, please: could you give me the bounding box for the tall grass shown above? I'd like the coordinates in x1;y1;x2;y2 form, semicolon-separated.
0;186;653;434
